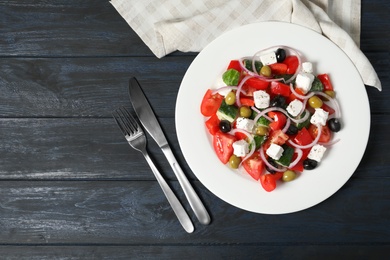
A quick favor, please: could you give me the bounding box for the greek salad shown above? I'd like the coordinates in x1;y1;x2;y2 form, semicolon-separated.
200;46;342;192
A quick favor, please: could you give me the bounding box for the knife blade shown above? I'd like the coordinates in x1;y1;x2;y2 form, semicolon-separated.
128;77;211;225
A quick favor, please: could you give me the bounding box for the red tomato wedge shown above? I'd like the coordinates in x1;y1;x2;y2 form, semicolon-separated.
294;127;313;146
317;73;334;91
321;102;335;115
283;56;299;74
308;124;332;143
269;63;288;75
260;174;280;192
241;77;269;96
293;127;313;163
242;154;265;181
213;131;237;164
270;81;291;97
240;97;255;107
227;60;243;72
205;114;220;135
200;89;224;117
268;111;287;131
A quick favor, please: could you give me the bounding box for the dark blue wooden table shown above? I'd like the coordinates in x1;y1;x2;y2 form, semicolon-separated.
0;1;389;258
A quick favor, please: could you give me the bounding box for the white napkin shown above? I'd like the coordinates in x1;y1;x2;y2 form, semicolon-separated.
110;0;381;91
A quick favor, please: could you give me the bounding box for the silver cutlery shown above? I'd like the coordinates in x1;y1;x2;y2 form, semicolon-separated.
113;106;194;233
128;77;211;225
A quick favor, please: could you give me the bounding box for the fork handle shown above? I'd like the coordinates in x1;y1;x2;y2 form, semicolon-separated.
161;146;211;225
142;152;194;233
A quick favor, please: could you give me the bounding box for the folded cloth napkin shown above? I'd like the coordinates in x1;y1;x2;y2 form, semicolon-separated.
110;0;381;90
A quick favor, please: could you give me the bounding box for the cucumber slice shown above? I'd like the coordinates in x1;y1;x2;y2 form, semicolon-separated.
217;100;238;123
276;145;295;167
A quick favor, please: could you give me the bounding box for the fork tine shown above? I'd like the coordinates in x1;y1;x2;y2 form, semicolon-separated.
113;106;139;136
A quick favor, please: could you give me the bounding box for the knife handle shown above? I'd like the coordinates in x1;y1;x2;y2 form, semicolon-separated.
161;146;211;225
142;151;194;233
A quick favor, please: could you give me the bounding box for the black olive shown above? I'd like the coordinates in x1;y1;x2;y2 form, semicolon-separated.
266;159;279;174
275;48;286;63
286;124;299;135
328;118;341;132
219;120;231;133
270;95;286;108
303;159;318;170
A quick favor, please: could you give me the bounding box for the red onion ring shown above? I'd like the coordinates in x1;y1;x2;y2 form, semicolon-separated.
282;118;291;133
212;86;239;96
251;106;273;122
288;148;303;168
319;138;340;146
235;75;252;107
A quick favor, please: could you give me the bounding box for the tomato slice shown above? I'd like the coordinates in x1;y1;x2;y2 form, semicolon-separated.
289;159;304;172
269;63;288;75
200;89;224;117
260;174;277;192
269;129;289;145
287;87;304;103
294;127;313;146
317;73;334;91
308;124;332;143
270;81;291;97
283;56;299;74
241;77;269;96
240;96;255;107
227;60;243;72
205;114;220;135
268;111;287;131
213;131;237;164
242;154;265;181
321;102;335;115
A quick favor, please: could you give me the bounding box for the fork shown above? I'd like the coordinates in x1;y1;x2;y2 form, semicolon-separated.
113;106;194;233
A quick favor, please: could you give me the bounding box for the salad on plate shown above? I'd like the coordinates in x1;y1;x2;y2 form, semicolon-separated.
200;46;342;192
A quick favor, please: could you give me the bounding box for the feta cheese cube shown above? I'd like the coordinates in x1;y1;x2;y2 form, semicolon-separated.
302;62;313;73
308;144;327;162
260;52;277;65
253;90;270;109
295;72;315;94
266;143;284;160
287;99;304;117
310;108;329;126
235;117;255;133
233;140;249;157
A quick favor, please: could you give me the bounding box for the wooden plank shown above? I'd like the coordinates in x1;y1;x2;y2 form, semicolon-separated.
0;0;153;57
0;179;388;244
0;57;195;117
0;0;389;57
0;245;388;259
0;114;388;180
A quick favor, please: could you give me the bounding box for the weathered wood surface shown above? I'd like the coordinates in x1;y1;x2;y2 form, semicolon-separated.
0;0;389;258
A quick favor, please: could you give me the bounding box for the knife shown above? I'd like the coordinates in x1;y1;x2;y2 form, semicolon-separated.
129;77;211;225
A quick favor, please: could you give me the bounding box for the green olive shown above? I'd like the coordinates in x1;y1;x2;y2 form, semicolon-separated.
282;170;296;182
308;95;323;108
229;155;241;169
260;65;272;77
324;90;336;99
225;91;236;105
239;106;252;118
255;125;269;136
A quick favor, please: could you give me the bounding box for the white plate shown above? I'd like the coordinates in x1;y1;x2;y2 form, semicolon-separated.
175;22;370;214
